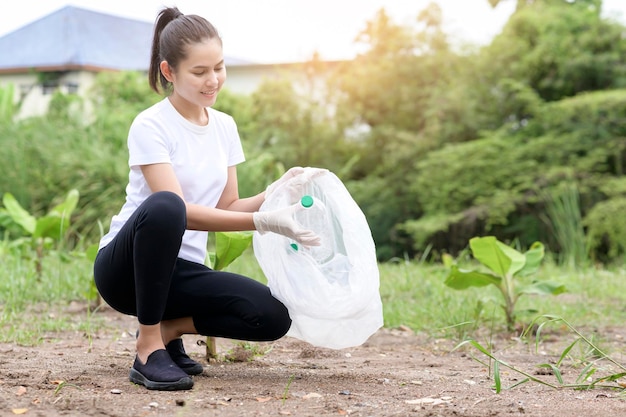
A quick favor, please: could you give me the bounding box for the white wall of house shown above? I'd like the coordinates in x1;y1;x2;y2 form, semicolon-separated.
226;64;301;95
0;70;98;119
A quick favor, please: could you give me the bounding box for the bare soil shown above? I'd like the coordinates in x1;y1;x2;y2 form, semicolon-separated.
1;303;626;417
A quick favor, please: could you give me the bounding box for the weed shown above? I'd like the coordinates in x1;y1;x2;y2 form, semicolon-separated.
53;380;82;395
444;236;566;331
223;341;272;362
456;315;626;393
282;374;295;404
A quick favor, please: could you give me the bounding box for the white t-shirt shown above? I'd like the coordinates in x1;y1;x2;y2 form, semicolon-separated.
99;98;246;264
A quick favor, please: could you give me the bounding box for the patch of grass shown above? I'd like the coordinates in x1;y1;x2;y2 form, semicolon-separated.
3;246;626;346
379;257;626;337
456;315;626;393
0;250;95;344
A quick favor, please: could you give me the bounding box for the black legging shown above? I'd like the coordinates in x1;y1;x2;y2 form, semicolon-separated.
93;191;291;341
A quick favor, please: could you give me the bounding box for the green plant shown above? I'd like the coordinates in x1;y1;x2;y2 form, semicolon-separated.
205;231;254;359
455;315;626;393
444;236;565;331
542;183;587;268
0;83;17;123
223;341;271;362
282;374;296;404
0;189;79;276
584;197;626;263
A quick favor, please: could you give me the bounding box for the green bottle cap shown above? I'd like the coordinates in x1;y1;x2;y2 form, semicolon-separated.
290;243;299;251
301;195;314;208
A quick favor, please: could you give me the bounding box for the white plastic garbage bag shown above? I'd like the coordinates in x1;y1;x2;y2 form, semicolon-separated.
253;168;383;349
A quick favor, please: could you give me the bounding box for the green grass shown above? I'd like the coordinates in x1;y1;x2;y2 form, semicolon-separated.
3;248;626;345
0;250;101;344
379;256;626;338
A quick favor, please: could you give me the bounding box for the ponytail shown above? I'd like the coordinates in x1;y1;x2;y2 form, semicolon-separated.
148;7;221;94
149;7;182;93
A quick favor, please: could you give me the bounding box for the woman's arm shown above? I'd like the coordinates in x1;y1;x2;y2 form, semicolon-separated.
215;166;265;212
141;163;262;232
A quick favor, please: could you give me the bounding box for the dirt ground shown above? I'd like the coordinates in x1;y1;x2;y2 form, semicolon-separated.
1;303;626;417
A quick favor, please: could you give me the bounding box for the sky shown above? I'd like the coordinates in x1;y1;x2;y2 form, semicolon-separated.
2;0;626;64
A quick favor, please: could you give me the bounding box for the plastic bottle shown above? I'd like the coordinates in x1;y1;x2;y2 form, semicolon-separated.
293;195;334;263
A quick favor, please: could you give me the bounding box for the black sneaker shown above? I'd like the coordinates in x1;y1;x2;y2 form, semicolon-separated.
129;349;193;391
166;338;204;375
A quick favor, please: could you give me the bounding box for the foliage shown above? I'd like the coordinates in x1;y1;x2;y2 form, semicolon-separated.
0;83;17;123
1;2;626;266
336;7;455;133
47;90;83;123
541;183;588;267
208;231;253;272
456;314;626;393
213;88;255;141
584;197;626;263
444;236;565;330
5;238;626;345
0;189;79;276
399;88;626;258
89;71;160;148
205;231;254;359
249;76;354;172
480;0;626;103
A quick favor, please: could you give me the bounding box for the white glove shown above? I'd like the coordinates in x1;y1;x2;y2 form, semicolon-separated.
265;167;305;198
265;167;329;202
253;204;321;246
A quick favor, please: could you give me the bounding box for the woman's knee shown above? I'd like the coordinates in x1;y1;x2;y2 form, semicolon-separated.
258;299;292;340
141;191;187;232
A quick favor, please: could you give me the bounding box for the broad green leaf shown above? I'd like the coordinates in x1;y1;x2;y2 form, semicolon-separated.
495;240;526;276
516;242;545;277
444;265;501;289
517;281;566;296
34;217;64;240
470;236;524;277
213;231;253;271
3;193;35;234
49;189;79;218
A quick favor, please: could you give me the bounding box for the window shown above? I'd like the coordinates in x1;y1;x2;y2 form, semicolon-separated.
42;81;59;95
65;82;79;94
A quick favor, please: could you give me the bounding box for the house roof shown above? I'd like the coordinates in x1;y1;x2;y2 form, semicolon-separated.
0;5;252;74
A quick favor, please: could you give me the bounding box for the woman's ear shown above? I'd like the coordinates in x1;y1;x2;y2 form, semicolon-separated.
160;61;174;82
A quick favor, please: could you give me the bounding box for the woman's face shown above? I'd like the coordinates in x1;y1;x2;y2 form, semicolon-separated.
163;37;226;110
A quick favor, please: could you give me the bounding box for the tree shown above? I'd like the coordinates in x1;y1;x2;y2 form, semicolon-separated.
480;0;626;103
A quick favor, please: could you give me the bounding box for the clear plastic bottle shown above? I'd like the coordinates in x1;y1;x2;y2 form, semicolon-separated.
292;195;334;263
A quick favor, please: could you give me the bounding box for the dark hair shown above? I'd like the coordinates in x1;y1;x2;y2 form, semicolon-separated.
149;7;221;94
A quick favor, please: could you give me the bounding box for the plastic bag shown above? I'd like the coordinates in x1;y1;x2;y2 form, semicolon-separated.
253;169;383;349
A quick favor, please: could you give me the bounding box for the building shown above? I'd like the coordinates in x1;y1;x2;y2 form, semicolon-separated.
0;5;332;119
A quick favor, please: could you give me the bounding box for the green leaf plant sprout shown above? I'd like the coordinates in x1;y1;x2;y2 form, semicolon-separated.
0;189;79;277
444;236;566;331
454;315;626;393
205;231;254;360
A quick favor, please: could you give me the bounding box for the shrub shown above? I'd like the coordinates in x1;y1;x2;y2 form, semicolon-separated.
584;197;626;263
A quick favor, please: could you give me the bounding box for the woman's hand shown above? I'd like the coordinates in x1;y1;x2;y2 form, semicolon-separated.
253;203;321;246
265;167;329;202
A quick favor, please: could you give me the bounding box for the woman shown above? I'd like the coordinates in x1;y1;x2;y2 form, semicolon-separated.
94;6;321;391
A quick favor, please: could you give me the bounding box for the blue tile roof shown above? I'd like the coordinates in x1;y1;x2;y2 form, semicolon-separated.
0;5;252;73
